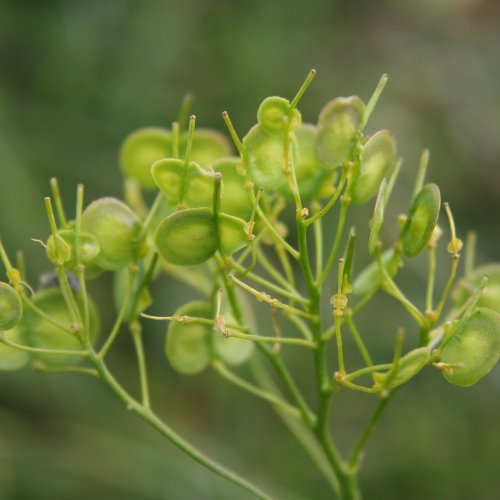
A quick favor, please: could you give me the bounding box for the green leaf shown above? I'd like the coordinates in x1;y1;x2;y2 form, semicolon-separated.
441;307;500;387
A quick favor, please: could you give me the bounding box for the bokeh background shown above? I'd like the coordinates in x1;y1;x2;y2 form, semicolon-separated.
1;1;499;499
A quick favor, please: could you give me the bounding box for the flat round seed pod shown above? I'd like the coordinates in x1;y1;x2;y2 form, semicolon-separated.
213;328;254;366
46;234;72;266
243;125;298;190
47;229;100;270
257;96;302;135
120;127;172;189
218;213;248;256
352;248;401;298
166;301;212;375
21;288;100;368
183;164;217;208
452;264;500;315
441;307;500;387
154;208;218;266
0;327;29;371
180;129;233;168
368;178;387;254
81;198;142;270
400;184;441;257
151;158;184;205
316;96;365;169
374;347;430;389
0;282;23;331
211;157;253;220
351;131;396;205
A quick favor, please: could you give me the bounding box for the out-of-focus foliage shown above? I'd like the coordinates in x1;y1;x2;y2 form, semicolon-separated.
1;1;499;498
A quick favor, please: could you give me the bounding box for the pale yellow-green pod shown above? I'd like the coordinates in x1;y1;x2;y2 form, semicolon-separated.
0;281;23;331
316;96;365;169
120;127;172;189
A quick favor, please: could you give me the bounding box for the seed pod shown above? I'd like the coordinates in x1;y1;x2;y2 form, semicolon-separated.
352;248;401;297
47;229;100;270
243;125;298;191
166;301;212;375
374;347;430;389
46;234;72;266
81;198;142;270
368;178;387;254
351;131;396;205
316;96;365;169
452;264;500;315
0;282;23;330
257;96;302;135
0;327;29;371
152;158;216;208
213;325;254;366
21;288;100;368
218;213;248;256
120;127;172;189
154;208;218;266
400;183;441;257
440;307;500;387
211;157;253;219
181;128;233;168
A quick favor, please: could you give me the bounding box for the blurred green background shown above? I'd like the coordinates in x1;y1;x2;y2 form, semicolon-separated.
1;1;499;499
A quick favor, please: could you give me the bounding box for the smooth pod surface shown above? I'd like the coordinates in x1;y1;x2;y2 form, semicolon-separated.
81;198;142;270
166;301;212;375
441;307;500;387
257;96;301;135
351;131;396;205
0;282;23;331
400;183;441;257
120;127;172;189
154;208;218;266
182;129;233;168
316;96;365;169
0;327;29;371
243;125;298;190
47;229;100;270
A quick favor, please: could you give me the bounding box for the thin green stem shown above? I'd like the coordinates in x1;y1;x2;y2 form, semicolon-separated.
0;334;88;357
255;248;298;294
212;360;301;418
345;314;374;369
33;362;98;377
130;322;150;409
290;69;316;109
256;206;299;259
222;111;244;156
226;329;315;349
426;245;436;313
360;73;388;130
432;253;460;322
50;177;68;229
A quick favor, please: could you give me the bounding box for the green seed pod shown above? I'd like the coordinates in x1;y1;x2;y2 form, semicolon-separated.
374;347;430;389
113;265;153;321
47;229;100;270
154;208;218;266
400;183;441;257
368;178;387;254
211;157;253;220
213;327;254;366
257;96;302;135
166;301;212;375
0;327;29;371
316;96;365;169
243;125;298;190
452;264;500;315
152;158;216;208
218;213;248;256
21;288;100;368
0;282;23;331
352;248;402;298
440;307;500;387
120;127;172;189
46;234;72;266
81;198;142;270
183;128;233;168
351;131;396;205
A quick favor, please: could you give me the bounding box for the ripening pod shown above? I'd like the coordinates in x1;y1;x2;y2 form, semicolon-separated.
166;301;254;375
180;128;233;168
373;347;430;389
352;248;402;297
440;307;500;387
452;264;500;315
21;288;100;368
400;183;441;257
0;282;23;331
210;157;253;220
47;229;100;271
351;131;396;205
0;327;29;371
81;198;143;270
257;96;302;135
120;127;172;189
243;125;298;190
368;179;387;254
316;96;365;169
152;158;216;208
154;208;248;266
